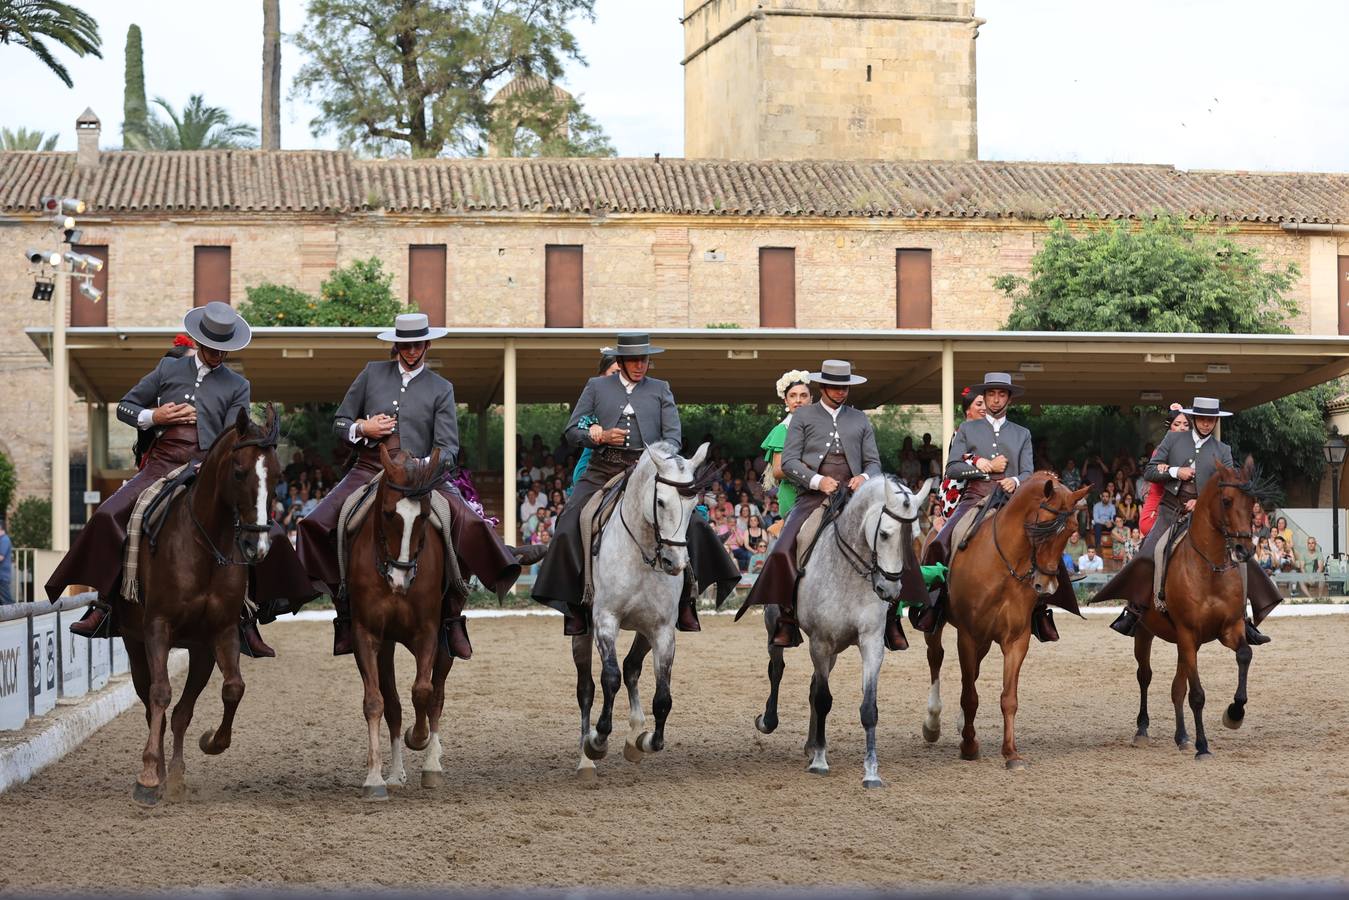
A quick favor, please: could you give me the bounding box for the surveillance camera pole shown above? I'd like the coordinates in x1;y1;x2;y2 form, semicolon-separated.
51;246;70;552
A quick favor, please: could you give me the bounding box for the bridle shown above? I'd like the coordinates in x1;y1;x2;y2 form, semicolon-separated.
1186;480;1256;574
832;485;919;599
190;422;279;568
620;470;697;570
372;470;441;586
991;495;1076;586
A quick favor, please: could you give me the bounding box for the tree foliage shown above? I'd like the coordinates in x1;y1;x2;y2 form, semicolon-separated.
0;126;57;150
0;0;101;88
9;497;51;550
239;258;414;328
0;450;16;522
291;0;599;158
122;23;148;148
141;94;257;150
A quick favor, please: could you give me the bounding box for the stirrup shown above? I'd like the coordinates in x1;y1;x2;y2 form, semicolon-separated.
1109;607;1140;637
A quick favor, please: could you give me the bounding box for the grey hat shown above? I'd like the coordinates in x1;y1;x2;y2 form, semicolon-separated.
1182;397;1233;418
377;312;450;343
972;371;1025;397
613;332;664;356
809;359;867;387
182;301;251;352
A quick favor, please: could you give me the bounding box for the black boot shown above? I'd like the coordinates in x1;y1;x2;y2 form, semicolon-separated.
511;543;548;566
240;618;277;658
1244;617;1271;646
69;601;112;639
332;588;353;656
563;604;589;636
908;588;945;634
677;568;701;632
884;601;909;651
1031;603;1059;643
440;615;473;659
770;605;803;648
1109;603;1143;637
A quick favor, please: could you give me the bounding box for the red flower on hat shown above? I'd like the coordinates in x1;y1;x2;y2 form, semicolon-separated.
173;334;195;348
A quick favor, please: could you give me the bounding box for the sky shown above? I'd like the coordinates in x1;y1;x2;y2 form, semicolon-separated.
2;0;1346;173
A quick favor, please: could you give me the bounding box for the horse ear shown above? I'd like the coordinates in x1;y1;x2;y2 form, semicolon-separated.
1071;485;1091;505
265;402;277;432
1043;477;1055;499
234;406;249;437
912;476;934;508
379;442;393;473
428;447;442;475
689;442;710;470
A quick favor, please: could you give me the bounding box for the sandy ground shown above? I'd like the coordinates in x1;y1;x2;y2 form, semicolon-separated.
2;612;1347;891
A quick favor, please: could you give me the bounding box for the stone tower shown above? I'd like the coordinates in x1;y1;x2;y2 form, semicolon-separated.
681;0;981;160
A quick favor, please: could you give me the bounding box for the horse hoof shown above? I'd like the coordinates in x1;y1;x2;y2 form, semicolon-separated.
421;770;445;789
404;727;430;752
1195;751;1215;762
198;730;224;756
361;784;389;802
1006;758;1028;772
1177;741;1195;753
806;764;829;776
755;713;777;735
1223;704;1245;730
623;742;644;763
165;775;186;802
576;766;599;785
583;736;609;761
1132;733;1151;748
132;782;162;808
921;723;940;744
960;744;980;761
637;732;660;754
862;777;885;789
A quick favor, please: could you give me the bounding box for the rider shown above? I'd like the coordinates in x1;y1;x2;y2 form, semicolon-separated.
736;360;893;650
297;313;538;660
937;386;987;518
48;302;314;656
567;348;620;495
1140;404;1189;537
759;368;814;520
530;332;740;636
1101;396;1280;644
921;372;1070;642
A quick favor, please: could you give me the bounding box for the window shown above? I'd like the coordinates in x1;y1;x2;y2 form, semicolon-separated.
896;248;932;329
758;247;796;328
71;243;107;326
193;246;231;307
545;245;583;327
408;244;447;327
1340;256;1349;336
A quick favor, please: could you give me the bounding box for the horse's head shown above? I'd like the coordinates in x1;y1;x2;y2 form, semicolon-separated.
1022;475;1089;597
221;404;280;564
1207;460;1259;564
639;441;709;576
856;476;932;602
375;444;442;594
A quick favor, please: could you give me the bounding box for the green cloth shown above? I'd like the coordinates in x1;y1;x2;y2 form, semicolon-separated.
761;420;797;516
895;564;948;614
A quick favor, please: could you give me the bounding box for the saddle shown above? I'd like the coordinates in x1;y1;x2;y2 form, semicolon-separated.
794;505;830;570
120;463;196;603
580;469;632;605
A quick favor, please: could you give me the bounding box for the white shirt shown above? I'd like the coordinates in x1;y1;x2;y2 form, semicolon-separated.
136;358;213;429
349;363;424;442
1168;430;1212;479
1078;552;1104;573
808;402;868;491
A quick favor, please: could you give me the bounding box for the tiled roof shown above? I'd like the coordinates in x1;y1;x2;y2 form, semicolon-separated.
2;151;1346;223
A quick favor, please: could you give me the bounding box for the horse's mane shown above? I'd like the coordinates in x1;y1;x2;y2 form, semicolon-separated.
633;441;716;497
1204;462;1276;505
203;407;279;458
388;452;445;499
833;475;908;535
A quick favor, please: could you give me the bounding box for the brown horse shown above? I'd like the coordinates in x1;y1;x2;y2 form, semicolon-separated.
115;405;280;807
920;473;1089;770
347;444;453;801
1127;460;1263;760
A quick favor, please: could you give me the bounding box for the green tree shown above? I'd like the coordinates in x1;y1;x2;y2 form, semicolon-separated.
291;0;599;158
0;0;101;88
9;497;51;550
0;450;16;522
489;88;614;158
142;94;257;150
0;125;57;150
313;258;415;326
122;23;148;148
238;283;319;327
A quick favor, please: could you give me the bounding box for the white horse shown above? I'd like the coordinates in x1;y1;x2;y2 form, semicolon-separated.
572;440;710;782
756;476;933;787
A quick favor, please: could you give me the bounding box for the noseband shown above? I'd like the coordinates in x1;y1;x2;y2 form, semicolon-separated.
992;497;1075;585
373;470;441;586
621;472;697;570
1187;480;1256;574
191;424;280;568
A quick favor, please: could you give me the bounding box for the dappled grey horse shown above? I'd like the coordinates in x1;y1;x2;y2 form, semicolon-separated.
572;441;710;782
756;476;933;787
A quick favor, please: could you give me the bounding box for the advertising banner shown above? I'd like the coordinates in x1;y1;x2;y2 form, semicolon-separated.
0;619;30;731
111;637;129;676
29;612;58;717
57;610;89;699
90;636;110;692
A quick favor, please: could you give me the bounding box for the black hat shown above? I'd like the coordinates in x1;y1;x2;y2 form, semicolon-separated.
613;332;664;356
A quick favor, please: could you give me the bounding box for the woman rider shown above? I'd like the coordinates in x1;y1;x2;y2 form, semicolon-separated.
568;349;620;495
760;369;812;521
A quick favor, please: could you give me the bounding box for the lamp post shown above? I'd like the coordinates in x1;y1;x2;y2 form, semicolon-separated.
1323;427;1347;560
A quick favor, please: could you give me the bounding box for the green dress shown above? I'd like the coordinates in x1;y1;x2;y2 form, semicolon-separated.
761;416;798;517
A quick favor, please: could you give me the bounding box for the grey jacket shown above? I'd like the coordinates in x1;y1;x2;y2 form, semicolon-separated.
334;360;458;461
566;374;680;451
116;355;250;450
1143;429;1234;495
782;401;882;489
945;418;1033;482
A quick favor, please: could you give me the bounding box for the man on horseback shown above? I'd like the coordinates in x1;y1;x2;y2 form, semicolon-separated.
530;332;740;636
919;372;1071;641
297;313;537;660
736;360;889;650
1101;396;1281;643
48;302;314;656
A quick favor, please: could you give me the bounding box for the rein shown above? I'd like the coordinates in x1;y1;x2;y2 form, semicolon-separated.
619;472;697;569
1182;479;1256;575
189;424;279;568
371;461;445;585
830;484;919;599
991;497;1074;585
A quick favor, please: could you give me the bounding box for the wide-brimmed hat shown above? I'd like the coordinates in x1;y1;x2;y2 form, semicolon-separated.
1181;397;1233;418
810;359;867;387
182;301;251;352
613;332;664;356
972;371;1025;397
377;312;450;343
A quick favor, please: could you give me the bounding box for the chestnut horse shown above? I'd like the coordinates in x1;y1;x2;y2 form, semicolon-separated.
347;445;453;801
1127;460;1263;760
115;405;280;807
920;473;1088;770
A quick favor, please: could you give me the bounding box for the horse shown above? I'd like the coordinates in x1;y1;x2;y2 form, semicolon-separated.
347;444;454;801
920;473;1089;770
114;405;280;808
754;476;932;787
1125;460;1263;760
572;440;710;783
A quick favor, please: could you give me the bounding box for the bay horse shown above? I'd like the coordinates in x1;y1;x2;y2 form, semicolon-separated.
573;441;709;783
1127;460;1264;760
115;405;280;807
755;477;932;787
920;473;1088;770
348;444;453;801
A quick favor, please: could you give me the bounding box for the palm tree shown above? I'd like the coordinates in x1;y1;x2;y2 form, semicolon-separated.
1;126;58;150
141;95;257;150
0;0;101;88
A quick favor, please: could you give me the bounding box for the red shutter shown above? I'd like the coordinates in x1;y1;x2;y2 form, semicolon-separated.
408;244;448;327
545;245;584;327
759;247;796;327
193;246;231;307
71;244;108;326
896;249;932;329
1339;255;1349;336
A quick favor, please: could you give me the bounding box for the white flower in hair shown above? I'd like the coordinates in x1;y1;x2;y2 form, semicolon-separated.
775;369;812;400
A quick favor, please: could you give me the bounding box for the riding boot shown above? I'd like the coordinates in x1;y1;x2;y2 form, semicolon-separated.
511;543;548;566
908;588;945;634
1244;617;1271;646
1109;601;1147;637
239;617;276;659
439;615;473;660
1030;602;1059;643
332;588;354;656
69;601;112;639
884;601;909;651
676;568;701;632
770;604;803;648
563;604;589;636
1246;559;1283;626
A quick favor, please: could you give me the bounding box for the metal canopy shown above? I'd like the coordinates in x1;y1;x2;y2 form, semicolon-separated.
25;326;1349;412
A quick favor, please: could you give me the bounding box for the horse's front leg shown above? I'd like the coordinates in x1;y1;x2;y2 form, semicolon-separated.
999;627;1032;770
351;628;387;801
805;642;837;775
1132;630;1154;747
420;637;452;789
199;621;246;758
859;632;885;788
921;623;945;743
133;620;174;808
755;606;787;735
585;615;621;761
622;633;652;763
957;629;989;761
378;640;407;788
166;646;216;801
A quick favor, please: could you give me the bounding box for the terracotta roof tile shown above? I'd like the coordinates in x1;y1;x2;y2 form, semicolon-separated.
1;150;1346;223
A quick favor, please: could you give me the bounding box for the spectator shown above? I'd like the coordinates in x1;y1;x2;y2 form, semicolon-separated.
1060;458;1082;491
735;502;753;534
1256;538;1276;573
762;500;781;528
1274;516;1294;548
286;526;298;549
299;486;320;519
1124;527;1142;563
0;521;12;605
1092;492;1116;549
723;520;751;573
284;450;306;483
898;442;922;489
1078;546;1104;573
916;433;941;478
1082;453;1108;494
1110;515;1129;564
1117;494;1139;529
1305;536;1325;574
539;454;557;481
1273;535;1297;573
1063;529;1088;566
520;485;546;524
1251;501;1271;539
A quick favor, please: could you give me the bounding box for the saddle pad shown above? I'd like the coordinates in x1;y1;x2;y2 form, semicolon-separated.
580;470;630;605
949;495;991;564
794;505;828;570
120;463;192;604
1151;516;1195;613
